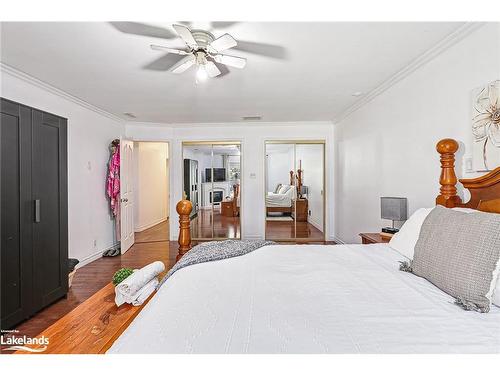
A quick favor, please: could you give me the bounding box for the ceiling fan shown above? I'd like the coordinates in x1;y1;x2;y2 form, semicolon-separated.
150;24;247;82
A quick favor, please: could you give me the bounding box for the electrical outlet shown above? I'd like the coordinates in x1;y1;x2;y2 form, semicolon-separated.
308;210;311;216
93;239;97;248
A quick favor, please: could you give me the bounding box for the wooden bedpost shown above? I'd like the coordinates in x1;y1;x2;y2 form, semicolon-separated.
297;165;303;198
436;138;462;208
176;199;192;262
289;170;295;185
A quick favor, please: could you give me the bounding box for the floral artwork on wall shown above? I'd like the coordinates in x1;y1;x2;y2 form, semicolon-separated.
472;80;500;171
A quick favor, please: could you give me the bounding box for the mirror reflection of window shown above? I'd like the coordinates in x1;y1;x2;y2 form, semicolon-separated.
182;142;241;240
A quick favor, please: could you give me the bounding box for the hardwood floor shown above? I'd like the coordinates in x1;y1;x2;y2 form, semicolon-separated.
190;208;241;239
135;220;169;243
266;219;324;241
7;220;332;343
189;208;324;241
11;238;177;339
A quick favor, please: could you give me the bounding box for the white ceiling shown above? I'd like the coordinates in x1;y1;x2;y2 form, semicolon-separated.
0;22;464;124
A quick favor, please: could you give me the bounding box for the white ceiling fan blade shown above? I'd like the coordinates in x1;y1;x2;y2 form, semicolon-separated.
205;61;221;78
209;33;237;52
150;44;190;55
172;24;198;48
213;54;247;69
171;55;195;73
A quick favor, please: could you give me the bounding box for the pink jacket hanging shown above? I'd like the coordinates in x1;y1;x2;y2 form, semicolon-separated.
107;148;120;216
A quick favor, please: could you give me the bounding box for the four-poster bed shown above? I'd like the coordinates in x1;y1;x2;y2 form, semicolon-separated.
265;169;309;221
435;138;500;212
265;170;297;214
14;138;500;354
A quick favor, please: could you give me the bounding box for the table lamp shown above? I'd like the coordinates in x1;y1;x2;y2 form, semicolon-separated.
380;197;407;234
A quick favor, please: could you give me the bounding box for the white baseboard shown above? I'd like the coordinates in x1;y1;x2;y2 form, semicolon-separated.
242;234;264;240
134;216;168;232
75;243;117;269
307;216;322;231
332;236;346;244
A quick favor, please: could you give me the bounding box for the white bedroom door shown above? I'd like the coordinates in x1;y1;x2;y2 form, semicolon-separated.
120;139;135;253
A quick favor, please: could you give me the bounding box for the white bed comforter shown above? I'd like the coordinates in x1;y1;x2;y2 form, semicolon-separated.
266;192;291;207
108;244;500;354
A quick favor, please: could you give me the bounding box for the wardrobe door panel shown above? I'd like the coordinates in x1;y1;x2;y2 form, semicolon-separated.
32;110;68;310
0;99;32;329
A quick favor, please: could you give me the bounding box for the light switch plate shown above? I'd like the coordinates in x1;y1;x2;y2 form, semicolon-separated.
249;173;256;179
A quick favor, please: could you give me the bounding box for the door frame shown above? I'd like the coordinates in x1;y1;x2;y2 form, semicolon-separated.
122;140;171;247
264;140;326;242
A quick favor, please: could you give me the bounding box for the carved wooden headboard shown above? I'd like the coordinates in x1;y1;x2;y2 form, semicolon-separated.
436;138;500;213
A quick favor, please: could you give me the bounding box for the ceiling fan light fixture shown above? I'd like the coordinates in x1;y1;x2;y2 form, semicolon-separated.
146;23;264;81
196;64;208;83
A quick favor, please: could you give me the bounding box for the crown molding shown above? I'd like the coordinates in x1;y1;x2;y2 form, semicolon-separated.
333;22;486;124
126;120;335;128
1;62;124;123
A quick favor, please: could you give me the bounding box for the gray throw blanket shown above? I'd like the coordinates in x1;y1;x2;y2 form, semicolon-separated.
157;240;275;289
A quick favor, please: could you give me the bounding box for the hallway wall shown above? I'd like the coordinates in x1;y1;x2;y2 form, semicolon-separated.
133;142;169;232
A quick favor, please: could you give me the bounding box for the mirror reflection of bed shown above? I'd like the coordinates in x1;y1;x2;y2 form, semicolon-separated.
183;142;241;240
265;142;324;241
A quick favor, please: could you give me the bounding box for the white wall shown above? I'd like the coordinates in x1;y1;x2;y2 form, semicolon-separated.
1;67;125;266
125;122;336;241
296;144;324;230
133;142;169;232
335;23;500;244
266;145;294;191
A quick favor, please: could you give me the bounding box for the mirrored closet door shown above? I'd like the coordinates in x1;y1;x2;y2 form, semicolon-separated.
183;141;241;240
265;141;325;242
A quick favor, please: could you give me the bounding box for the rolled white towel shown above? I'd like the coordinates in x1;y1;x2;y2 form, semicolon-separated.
132;277;159;306
115;277;159;307
114;261;164;306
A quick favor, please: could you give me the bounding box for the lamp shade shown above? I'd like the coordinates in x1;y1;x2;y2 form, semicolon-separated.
380;197;407;221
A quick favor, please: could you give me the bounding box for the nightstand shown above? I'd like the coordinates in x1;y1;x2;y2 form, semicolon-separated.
221;200;235;217
359;233;391;244
291;199;308;222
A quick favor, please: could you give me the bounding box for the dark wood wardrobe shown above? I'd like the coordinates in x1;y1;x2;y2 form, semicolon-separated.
1;98;68;329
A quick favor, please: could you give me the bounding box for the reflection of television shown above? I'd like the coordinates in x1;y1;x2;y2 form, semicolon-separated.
206;168;226;182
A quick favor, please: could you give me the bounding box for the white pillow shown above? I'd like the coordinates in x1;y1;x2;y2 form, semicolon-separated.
285;186;297;200
388;208;433;259
278;185;291;194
